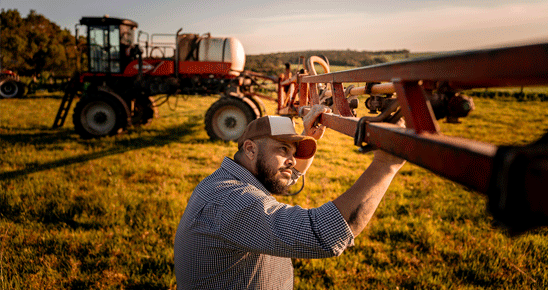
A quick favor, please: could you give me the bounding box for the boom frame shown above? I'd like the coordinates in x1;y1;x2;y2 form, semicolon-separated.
296;42;548;234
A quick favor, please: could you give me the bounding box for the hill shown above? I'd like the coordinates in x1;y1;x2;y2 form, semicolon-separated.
245;49;414;75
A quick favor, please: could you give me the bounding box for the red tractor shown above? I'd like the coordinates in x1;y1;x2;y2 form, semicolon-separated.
53;16;274;139
0;69;25;99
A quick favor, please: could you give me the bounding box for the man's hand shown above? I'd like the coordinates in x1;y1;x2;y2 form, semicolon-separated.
302;105;332;140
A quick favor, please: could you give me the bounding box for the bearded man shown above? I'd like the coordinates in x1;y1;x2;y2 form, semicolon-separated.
174;105;406;289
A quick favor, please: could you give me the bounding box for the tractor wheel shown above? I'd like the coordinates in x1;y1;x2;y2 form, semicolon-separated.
205;97;257;141
73;95;128;139
0;75;23;99
131;97;157;126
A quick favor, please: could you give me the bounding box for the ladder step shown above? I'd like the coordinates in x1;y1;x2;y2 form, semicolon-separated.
52;75;80;128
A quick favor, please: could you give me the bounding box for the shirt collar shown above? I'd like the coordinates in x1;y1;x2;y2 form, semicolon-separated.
220;157;270;195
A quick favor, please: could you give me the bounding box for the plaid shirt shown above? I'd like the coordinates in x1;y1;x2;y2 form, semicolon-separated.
174;157;354;289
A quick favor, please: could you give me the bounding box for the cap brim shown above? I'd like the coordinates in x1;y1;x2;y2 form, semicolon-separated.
271;134;317;159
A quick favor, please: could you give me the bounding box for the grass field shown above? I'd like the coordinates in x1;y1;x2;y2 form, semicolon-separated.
1;91;548;289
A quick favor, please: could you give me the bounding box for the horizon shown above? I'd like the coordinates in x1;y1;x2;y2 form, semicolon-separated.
2;0;548;55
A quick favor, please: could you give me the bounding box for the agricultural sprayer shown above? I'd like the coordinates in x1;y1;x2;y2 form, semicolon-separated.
279;43;548;235
52;16;275;139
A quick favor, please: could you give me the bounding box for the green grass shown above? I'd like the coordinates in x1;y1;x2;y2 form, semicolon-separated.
1;91;548;289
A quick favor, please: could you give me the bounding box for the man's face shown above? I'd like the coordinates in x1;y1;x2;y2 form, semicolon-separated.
254;138;297;195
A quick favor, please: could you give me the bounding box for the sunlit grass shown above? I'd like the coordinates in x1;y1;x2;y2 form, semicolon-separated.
1;91;548;289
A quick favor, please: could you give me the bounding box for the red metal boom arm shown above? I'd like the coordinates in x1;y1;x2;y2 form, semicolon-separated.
299;42;548;234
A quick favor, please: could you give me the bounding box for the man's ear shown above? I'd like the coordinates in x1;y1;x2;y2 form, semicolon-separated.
242;139;258;160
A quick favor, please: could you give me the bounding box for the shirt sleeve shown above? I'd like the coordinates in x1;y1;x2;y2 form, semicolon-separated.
217;185;354;259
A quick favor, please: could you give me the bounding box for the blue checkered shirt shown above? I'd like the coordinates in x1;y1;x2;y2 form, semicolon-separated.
174;157;354;289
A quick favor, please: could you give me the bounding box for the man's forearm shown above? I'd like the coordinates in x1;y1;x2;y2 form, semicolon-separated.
332;157;404;237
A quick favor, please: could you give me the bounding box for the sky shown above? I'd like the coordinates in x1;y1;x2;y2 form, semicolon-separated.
2;0;548;55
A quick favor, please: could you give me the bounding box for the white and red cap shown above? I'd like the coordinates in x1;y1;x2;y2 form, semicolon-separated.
237;116;317;159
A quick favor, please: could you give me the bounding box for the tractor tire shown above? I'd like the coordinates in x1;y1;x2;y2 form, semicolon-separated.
0;75;23;99
205;97;257;141
131;97;157;126
73;95;128;139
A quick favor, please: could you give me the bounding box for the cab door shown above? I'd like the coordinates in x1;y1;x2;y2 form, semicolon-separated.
88;25;121;73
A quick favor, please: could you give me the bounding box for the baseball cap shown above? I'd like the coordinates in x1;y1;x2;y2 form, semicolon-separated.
237;116;316;159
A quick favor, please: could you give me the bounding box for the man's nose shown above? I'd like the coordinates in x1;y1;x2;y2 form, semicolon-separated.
285;155;296;168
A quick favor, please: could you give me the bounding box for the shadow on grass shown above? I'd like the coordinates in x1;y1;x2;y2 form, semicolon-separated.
0;115;207;181
22;93;64;100
0;127;75;146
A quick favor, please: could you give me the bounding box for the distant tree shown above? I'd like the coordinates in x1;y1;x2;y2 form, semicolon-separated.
1;9;26;71
0;9;77;76
245;49;404;74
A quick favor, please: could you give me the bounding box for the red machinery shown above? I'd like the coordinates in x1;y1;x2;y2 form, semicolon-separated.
53;16;272;139
279;43;548;234
0;69;25;99
50;16;547;233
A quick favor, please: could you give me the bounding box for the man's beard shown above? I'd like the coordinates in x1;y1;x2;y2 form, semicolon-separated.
256;151;290;196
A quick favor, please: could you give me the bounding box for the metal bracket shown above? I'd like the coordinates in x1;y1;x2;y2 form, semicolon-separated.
354;117;376;153
365;82;380;95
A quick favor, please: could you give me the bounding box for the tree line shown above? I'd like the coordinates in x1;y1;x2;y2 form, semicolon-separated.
1;9;79;77
245;49;410;75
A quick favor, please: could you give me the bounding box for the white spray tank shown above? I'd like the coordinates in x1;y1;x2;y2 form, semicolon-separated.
178;33;245;76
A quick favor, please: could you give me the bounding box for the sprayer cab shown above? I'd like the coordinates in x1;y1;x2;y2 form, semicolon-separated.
79;16;139;74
